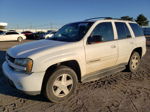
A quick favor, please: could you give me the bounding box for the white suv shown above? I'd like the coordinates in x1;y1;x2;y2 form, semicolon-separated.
2;17;146;102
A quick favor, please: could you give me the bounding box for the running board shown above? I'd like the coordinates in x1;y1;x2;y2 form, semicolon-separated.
82;65;126;83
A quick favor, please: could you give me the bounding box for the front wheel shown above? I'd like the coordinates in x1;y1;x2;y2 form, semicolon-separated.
127;52;141;73
44;66;78;103
17;37;23;42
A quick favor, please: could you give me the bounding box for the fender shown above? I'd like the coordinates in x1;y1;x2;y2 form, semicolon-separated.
31;49;86;77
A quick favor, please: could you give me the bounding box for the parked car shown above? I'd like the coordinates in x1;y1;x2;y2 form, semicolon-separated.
142;27;150;37
22;31;33;37
43;31;56;39
2;17;146;103
27;31;45;40
0;31;26;42
0;30;5;35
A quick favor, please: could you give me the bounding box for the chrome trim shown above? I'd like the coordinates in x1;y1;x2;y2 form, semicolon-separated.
87;59;101;64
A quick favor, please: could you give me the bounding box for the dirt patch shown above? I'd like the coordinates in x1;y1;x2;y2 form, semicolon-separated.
0;39;150;112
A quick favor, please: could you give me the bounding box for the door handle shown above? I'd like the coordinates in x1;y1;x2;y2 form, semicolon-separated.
111;45;116;48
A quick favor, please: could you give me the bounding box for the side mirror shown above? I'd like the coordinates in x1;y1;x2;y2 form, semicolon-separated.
88;35;103;44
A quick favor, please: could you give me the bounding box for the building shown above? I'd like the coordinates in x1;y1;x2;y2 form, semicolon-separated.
0;22;58;32
0;22;8;29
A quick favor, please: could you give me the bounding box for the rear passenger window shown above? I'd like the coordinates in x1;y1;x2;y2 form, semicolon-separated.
129;23;144;37
115;22;131;39
90;22;114;41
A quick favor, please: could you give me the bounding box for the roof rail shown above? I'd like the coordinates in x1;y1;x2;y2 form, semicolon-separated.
84;17;133;21
84;17;113;21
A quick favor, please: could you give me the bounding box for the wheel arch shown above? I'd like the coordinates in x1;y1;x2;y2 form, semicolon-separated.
126;47;142;72
17;36;23;41
131;47;142;58
127;47;142;65
41;60;81;94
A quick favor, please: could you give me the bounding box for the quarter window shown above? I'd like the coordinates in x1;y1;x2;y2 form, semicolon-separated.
90;22;114;42
129;23;144;37
143;28;150;35
115;22;131;39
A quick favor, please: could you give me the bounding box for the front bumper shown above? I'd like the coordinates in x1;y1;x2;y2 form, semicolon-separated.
2;61;45;95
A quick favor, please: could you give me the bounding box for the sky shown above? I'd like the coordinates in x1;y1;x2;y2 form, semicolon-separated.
0;0;150;29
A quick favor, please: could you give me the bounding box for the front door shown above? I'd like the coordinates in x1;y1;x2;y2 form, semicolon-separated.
85;22;118;74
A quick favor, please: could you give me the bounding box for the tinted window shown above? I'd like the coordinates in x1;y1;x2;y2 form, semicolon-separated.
22;31;32;33
90;22;114;42
129;23;144;37
142;28;150;35
6;32;18;35
0;31;5;35
115;22;131;39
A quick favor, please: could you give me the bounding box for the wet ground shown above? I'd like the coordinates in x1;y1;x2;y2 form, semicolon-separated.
0;39;150;112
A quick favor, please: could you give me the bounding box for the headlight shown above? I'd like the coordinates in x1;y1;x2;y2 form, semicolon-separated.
14;58;33;73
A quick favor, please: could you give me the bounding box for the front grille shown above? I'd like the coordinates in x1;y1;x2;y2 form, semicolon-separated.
6;54;15;63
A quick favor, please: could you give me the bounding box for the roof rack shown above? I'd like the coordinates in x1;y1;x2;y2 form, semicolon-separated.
84;17;115;21
84;17;133;21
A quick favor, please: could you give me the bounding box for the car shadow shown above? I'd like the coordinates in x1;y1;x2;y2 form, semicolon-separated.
0;50;49;102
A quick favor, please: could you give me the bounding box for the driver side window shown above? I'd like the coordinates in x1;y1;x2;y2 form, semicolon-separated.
88;22;114;43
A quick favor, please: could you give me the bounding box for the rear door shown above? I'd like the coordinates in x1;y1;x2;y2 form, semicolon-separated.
115;22;134;65
85;22;118;74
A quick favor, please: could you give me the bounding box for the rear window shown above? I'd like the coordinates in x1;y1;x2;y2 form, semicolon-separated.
143;28;150;35
115;22;131;39
129;23;144;37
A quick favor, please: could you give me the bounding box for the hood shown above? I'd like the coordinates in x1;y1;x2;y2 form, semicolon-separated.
7;39;68;58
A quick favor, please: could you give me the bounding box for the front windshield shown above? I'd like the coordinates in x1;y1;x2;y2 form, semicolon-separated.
49;22;93;42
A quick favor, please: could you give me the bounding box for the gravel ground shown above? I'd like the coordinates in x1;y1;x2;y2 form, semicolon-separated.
0;39;150;112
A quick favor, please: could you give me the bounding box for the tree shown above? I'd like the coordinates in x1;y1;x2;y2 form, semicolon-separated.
136;14;149;26
121;16;133;21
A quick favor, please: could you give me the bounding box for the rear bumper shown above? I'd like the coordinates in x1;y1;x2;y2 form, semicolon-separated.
2;61;45;95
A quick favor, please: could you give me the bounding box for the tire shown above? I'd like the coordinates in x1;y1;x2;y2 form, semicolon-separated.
44;66;78;103
17;37;23;42
127;52;141;73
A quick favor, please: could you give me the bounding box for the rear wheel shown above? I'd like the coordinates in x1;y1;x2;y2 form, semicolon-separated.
127;52;141;73
44;66;78;103
17;37;23;42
